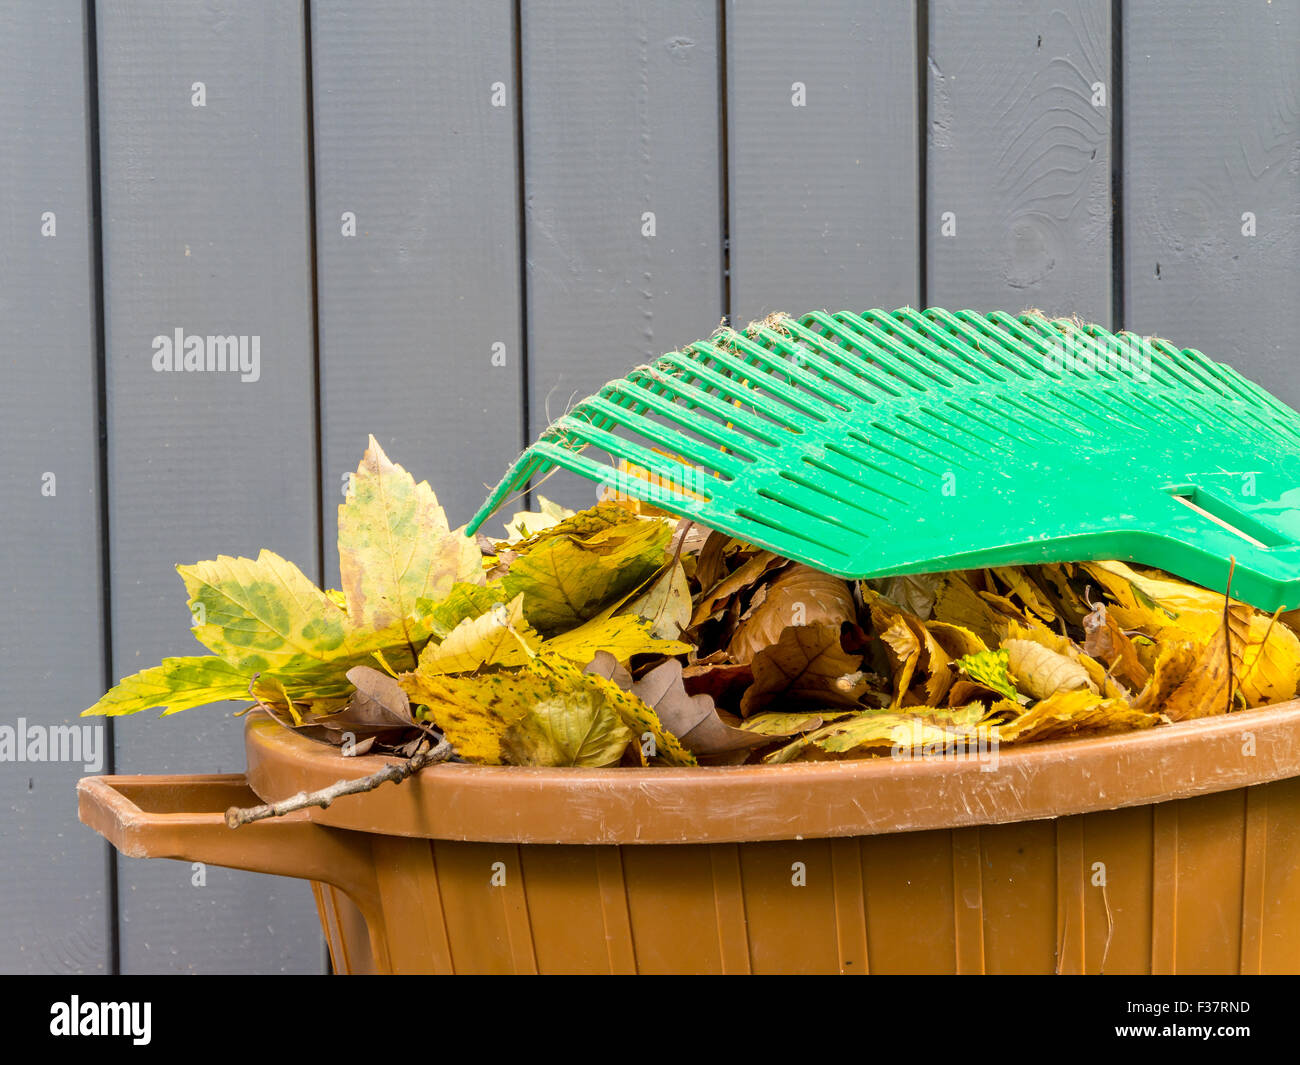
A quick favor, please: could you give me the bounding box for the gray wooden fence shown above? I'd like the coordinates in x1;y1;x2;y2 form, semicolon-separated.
1;0;1295;974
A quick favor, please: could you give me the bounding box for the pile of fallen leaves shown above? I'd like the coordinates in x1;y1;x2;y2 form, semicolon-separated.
85;437;1300;768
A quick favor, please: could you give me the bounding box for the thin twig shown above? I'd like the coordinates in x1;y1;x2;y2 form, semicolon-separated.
1224;556;1237;715
224;740;453;829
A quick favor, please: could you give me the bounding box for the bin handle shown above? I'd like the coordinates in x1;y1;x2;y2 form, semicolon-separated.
78;773;385;958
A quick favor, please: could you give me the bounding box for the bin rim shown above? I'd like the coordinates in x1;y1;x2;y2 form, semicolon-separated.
241;700;1300;845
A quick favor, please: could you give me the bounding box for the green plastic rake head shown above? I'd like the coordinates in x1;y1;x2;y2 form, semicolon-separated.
468;307;1300;612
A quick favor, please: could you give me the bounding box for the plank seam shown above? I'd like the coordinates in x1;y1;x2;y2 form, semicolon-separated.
1239;786;1268;975
916;0;928;306
511;0;531;492
1109;0;1124;329
303;0;327;597
83;0;118;979
718;0;731;323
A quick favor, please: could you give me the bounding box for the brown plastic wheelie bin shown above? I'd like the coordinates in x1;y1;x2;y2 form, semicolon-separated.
79;708;1300;974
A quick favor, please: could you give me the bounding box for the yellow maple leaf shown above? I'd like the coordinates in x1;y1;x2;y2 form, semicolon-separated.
401;654;695;767
416;594;539;675
337;436;483;648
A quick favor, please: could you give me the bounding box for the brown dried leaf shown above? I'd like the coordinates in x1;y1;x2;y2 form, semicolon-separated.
691;552;785;627
631;660;768;755
680;660;754;706
1082;601;1149;689
873;573;942;619
727;564;857;664
740;624;865;716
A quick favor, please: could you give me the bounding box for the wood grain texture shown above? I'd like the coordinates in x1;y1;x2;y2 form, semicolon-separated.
312;0;523;563
96;0;322;973
1124;0;1300;404
0;0;110;975
727;0;919;322
928;0;1111;323
521;0;723;507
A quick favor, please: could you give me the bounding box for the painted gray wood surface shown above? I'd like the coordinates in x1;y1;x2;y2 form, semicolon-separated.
520;0;724;508
96;0;323;973
928;0;1112;324
312;0;524;564
0;0;110;975
726;0;919;321
1123;0;1300;406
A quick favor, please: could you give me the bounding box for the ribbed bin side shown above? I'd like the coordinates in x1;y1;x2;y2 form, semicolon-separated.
312;779;1300;975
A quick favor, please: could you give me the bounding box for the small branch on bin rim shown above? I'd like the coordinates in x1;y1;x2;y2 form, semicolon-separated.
1224;555;1237;716
224;739;454;829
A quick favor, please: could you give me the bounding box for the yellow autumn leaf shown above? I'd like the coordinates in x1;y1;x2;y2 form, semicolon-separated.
877;615;921;706
766;705;990;764
996;689;1162;743
502;495;574;543
1234;610;1300;706
540;614;690;666
924;620;988;660
1002;638;1094;700
1002;620;1127;701
1133;639;1201;714
1161;619;1238;721
1082;561;1300;706
617;560;692;640
82;656;255;718
416;594;539;675
1037;562;1091;627
739;710;852;737
175;548;439;707
401;654;695;767
991;567;1057;625
401;654;631;766
506;502;656;553
932;573;1017;646
502;516;671;634
864;588;955;707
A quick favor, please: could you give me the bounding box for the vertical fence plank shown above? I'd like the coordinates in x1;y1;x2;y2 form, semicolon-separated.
727;0;919;321
0;0;110;974
97;0;323;973
312;0;523;565
1124;1;1299;403
928;1;1111;323
520;0;723;506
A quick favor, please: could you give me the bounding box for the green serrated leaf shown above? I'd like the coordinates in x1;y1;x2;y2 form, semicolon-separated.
413;580;512;640
82;657;254;718
502;518;671;635
400;654;633;766
179;549;357;676
955;647;1020;701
